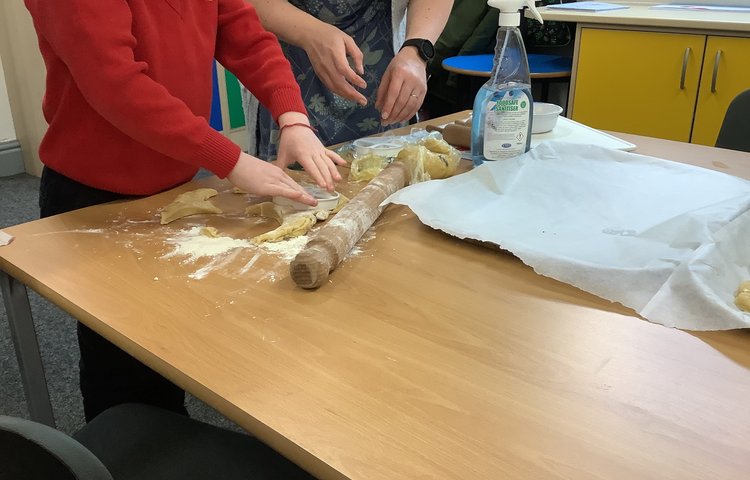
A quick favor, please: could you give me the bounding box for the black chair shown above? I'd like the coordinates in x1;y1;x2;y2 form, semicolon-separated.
0;403;316;480
715;89;750;153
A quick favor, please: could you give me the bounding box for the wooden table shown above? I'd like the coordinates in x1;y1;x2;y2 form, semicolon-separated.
2;115;750;479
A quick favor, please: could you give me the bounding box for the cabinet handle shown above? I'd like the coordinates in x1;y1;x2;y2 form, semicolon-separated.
680;47;691;90
711;49;722;93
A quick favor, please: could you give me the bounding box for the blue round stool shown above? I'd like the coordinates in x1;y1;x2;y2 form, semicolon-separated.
442;53;572;103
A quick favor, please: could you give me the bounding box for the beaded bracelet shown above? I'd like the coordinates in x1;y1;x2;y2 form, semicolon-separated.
279;122;318;135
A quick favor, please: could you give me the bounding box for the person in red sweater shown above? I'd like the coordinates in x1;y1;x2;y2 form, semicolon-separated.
25;0;345;421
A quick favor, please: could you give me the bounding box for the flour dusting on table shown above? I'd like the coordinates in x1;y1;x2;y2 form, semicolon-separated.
260;235;309;261
163;227;253;261
159;227;314;281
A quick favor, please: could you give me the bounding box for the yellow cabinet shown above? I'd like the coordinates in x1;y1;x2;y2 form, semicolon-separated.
692;36;750;146
572;28;750;145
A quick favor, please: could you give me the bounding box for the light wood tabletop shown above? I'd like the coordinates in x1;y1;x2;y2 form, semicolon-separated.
1;114;750;480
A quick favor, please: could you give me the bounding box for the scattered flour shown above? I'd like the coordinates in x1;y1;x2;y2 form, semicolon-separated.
33;228;108;237
260;235;309;261
189;251;243;280
347;229;376;258
163;227;253;261
159;226;372;281
238;252;262;275
160;227;313;280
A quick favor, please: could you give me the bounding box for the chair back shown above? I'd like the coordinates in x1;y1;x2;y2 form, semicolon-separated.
716;89;750;153
0;415;113;480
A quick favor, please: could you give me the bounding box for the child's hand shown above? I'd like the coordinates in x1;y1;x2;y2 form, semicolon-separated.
275;119;346;192
227;152;317;206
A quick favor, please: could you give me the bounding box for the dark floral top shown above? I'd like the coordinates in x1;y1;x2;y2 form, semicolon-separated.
256;0;398;159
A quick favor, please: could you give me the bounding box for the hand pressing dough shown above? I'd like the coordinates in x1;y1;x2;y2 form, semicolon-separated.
736;280;750;312
160;188;222;225
245;194;348;244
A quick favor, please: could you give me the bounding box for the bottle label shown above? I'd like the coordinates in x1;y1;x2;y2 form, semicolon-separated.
483;90;530;161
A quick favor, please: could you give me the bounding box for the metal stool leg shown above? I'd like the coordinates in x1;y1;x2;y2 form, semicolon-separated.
541;80;551;103
0;271;55;427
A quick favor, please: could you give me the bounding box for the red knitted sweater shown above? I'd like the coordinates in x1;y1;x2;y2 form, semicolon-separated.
25;0;306;195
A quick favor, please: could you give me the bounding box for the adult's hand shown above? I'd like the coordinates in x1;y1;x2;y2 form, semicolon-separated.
227;152;317;206
299;22;369;106
375;48;427;126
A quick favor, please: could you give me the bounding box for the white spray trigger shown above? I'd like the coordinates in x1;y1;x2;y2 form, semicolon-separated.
487;0;543;26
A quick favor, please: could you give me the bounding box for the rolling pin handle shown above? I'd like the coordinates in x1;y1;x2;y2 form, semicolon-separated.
290;243;336;289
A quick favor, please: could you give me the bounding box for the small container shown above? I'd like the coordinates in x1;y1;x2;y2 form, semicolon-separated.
532;102;563;134
352;138;406;158
273;184;340;211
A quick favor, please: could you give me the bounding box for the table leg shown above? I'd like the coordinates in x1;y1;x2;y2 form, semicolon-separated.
0;271;55;427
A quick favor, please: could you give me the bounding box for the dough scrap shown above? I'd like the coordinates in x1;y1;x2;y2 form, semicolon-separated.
160;188;222;225
245;194;348;244
349;153;389;182
200;226;220;238
736;281;750;312
736;292;750;313
331;193;349;213
246;202;284;224
246;202;317;244
232;187;249;194
253;211;318;244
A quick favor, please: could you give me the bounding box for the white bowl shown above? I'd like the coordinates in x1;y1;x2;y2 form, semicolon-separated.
532;102;564;134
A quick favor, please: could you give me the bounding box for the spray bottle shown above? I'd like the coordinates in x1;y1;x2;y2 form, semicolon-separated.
471;0;543;166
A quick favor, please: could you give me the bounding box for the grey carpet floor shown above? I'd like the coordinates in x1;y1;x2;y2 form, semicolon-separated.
0;173;240;435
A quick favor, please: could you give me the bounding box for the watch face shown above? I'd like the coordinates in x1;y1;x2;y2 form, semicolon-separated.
403;39;435;62
422;41;435;60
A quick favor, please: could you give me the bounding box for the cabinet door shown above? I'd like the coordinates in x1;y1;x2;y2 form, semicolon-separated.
691;36;750;146
572;29;705;142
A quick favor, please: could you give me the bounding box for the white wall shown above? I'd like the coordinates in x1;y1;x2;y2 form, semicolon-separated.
0;56;16;142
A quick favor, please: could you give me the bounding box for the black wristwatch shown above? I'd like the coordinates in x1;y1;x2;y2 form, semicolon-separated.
400;38;435;64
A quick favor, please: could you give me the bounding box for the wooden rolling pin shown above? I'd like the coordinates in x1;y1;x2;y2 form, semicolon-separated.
426;122;471;149
290;161;411;289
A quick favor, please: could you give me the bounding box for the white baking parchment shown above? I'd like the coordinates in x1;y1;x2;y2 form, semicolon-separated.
386;142;750;330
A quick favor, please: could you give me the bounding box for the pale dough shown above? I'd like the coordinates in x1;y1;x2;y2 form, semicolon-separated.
349;153;389;182
160;188;222;225
736;280;750;312
397;142;460;182
245;194;348;244
200;226;220;238
349;137;460;183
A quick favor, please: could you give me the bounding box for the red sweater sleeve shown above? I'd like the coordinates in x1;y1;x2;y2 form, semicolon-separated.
26;0;304;177
25;0;240;176
215;0;307;121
